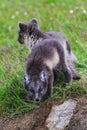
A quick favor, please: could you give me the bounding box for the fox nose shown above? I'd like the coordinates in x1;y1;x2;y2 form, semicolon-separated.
35;93;40;101
35;98;40;101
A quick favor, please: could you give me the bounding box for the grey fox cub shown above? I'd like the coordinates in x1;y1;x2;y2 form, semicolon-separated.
24;39;72;101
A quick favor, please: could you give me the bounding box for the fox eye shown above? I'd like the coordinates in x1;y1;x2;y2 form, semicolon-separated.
38;87;43;93
23;74;30;84
30;89;34;94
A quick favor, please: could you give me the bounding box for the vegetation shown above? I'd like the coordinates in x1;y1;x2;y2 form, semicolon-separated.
0;0;87;115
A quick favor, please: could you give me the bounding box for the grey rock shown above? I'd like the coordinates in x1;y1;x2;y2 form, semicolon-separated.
45;99;77;130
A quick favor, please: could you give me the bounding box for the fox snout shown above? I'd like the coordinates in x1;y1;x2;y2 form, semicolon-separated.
34;93;41;101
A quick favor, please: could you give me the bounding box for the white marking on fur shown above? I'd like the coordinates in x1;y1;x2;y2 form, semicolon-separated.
44;49;60;70
35;93;39;99
71;51;77;62
40;71;46;82
24;74;29;84
24;35;32;52
62;40;67;49
24;35;42;52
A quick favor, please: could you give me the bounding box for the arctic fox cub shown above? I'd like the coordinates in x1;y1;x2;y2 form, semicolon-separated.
24;39;72;101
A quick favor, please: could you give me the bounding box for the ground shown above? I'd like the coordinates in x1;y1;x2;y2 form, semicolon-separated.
0;98;87;130
0;99;61;130
0;0;87;129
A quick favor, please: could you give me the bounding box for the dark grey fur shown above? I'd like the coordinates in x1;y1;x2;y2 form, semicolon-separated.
24;39;72;101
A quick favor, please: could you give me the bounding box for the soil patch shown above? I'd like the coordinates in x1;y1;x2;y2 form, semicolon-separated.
0;97;87;130
0;99;61;130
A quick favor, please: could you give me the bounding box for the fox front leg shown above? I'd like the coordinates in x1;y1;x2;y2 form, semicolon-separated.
62;65;72;88
53;68;60;85
44;71;54;100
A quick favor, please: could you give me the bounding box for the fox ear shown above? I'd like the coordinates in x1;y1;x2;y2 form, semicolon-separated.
23;74;30;84
40;71;47;82
31;18;38;24
18;22;27;31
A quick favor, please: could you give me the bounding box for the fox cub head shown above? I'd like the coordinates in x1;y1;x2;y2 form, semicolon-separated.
23;70;49;101
18;18;39;44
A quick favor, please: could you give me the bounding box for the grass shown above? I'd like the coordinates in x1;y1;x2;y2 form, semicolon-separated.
0;0;87;116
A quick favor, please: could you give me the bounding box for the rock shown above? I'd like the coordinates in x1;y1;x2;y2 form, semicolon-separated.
67;98;87;130
45;99;77;130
